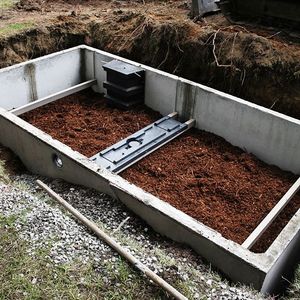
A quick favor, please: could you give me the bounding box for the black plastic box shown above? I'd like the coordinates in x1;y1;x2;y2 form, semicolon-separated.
103;60;145;109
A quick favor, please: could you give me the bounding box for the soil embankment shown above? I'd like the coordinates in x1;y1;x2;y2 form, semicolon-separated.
0;0;300;118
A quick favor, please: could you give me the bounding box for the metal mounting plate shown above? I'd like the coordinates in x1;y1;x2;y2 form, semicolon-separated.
90;113;194;173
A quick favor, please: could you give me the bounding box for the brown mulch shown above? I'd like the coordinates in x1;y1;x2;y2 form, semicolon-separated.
122;131;300;253
22;91;300;252
22;90;161;157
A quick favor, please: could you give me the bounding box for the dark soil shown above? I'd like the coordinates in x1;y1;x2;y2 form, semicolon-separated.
0;146;28;177
22;91;300;253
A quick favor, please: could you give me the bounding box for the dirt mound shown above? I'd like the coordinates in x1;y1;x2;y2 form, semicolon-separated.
97;12;300;117
16;0;145;10
16;0;42;11
1;1;300;118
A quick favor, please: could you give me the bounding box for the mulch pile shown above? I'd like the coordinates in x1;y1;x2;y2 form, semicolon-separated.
22;91;300;252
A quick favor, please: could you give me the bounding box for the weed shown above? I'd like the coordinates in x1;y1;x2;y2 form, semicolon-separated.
0;22;34;36
286;266;300;299
0;160;10;183
0;215;166;299
154;248;176;267
0;0;17;10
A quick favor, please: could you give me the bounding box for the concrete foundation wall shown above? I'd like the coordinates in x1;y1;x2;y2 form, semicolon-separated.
0;48;82;110
111;182;268;289
143;70;300;174
262;211;300;294
3;45;298;175
0;45;299;294
177;80;300;175
0;106;269;290
84;46;300;174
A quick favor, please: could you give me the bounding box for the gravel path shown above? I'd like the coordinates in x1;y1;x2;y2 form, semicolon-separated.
0;173;266;300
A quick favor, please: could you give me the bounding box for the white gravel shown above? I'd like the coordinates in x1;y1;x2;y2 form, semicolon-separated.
0;174;266;300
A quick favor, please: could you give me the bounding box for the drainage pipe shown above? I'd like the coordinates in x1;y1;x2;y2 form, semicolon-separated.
36;180;188;300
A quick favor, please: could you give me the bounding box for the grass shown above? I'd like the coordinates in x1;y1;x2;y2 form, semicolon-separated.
104;258;164;300
154;248;177;267
0;215;167;300
0;159;10;183
0;22;35;37
286;266;300;299
0;0;17;10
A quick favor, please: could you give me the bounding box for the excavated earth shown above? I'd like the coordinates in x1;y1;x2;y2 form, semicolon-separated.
0;0;300;118
22;91;300;253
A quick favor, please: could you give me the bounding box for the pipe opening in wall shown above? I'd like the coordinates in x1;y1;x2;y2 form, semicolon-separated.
53;154;63;168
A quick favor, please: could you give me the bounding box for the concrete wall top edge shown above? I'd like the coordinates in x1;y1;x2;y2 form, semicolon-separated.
189;83;300;126
262;210;300;293
266;209;300;258
0;46;84;74
83;45;300;126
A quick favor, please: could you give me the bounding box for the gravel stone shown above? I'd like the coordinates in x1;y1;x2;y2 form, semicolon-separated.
0;174;267;299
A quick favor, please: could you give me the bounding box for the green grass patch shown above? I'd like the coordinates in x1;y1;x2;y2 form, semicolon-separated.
0;22;35;37
0;0;17;10
0;160;10;183
0;215;167;300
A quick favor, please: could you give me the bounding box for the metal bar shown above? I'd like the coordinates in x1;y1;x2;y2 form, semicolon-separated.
242;177;300;249
11;79;97;116
36;180;188;300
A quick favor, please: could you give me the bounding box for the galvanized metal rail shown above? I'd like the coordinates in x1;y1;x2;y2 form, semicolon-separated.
11;79;97;116
242;177;300;249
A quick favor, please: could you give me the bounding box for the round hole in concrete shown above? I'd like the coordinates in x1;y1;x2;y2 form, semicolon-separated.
53;154;63;168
